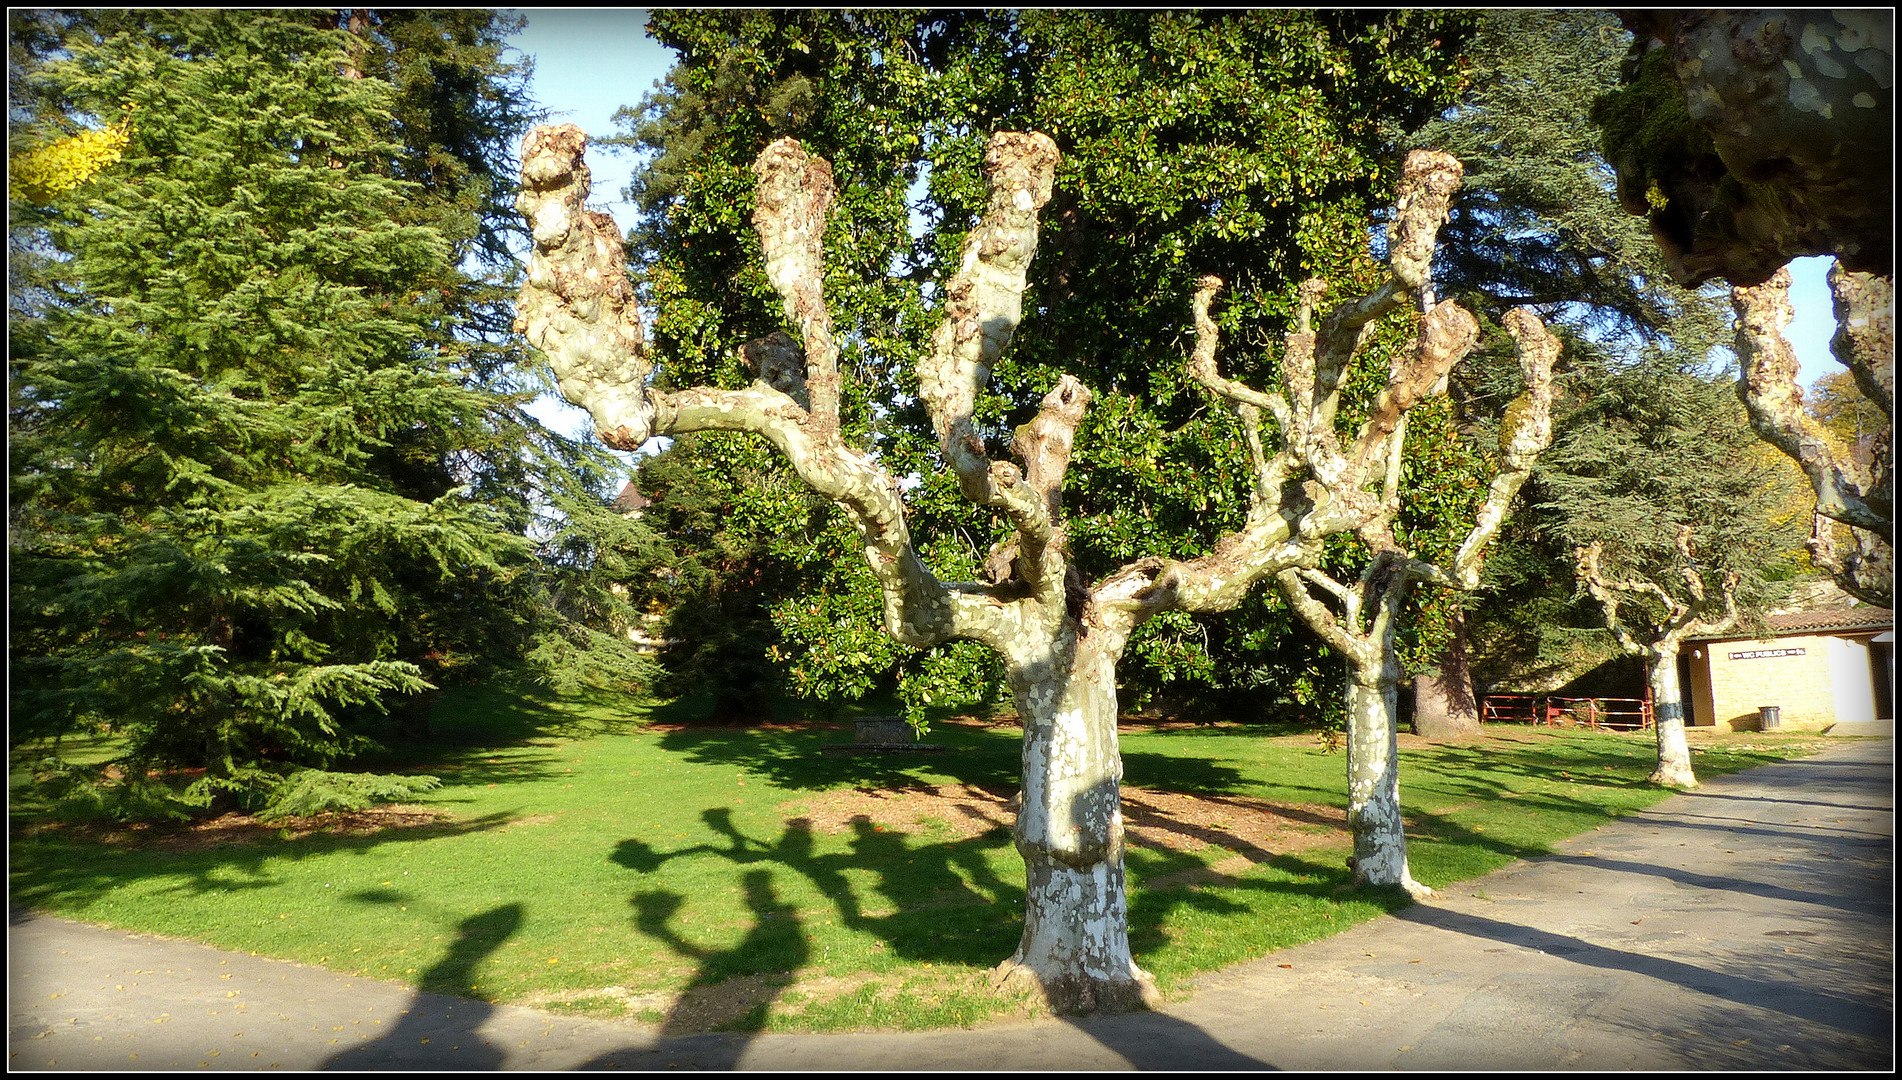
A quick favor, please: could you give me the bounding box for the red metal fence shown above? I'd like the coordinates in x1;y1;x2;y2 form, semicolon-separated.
1480;691;1655;732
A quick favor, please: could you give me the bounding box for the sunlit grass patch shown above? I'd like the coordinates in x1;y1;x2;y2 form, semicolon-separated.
8;683;1827;1033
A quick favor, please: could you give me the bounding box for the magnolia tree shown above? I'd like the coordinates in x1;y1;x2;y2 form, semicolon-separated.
1730;266;1893;609
512;124;1529;1011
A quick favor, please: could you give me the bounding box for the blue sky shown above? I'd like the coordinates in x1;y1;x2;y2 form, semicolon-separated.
501;8;1845;443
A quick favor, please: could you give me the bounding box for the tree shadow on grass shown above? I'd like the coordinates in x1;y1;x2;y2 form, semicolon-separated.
614;807;1023;971
6;811;518;913
646;721;1025;793
323;903;524;1070
604;799;1422;1045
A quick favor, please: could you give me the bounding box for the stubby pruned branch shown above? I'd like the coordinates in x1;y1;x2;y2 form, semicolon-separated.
1732;265;1892;607
752;138;841;432
1134;152;1478;639
918;132;1060;499
1346;298;1481;488
1446;307;1559;586
516;124;1027;653
1013;376;1092;525
742;331;810;408
513;124;656;450
1829;263;1895;426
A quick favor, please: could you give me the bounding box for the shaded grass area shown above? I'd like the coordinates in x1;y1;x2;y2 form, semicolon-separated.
8;682;1828;1034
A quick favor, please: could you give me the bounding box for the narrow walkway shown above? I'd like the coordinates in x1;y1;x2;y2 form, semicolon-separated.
10;739;1893;1071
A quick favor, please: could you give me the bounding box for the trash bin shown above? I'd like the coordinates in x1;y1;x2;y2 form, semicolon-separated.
1758;705;1782;730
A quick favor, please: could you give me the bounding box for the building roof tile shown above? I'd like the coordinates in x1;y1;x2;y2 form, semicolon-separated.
1688;605;1893;641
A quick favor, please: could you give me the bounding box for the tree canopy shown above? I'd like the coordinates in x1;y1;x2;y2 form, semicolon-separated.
6;10;645;818
604;9;1483;723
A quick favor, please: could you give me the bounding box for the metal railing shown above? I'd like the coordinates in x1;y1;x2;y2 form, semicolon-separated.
1480;692;1656;732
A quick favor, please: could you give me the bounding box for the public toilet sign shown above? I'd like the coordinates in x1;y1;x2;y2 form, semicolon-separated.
1727;647;1806;660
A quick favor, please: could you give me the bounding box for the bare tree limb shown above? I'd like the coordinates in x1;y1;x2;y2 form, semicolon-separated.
1276;567;1368;662
513;124;657;450
918;132;1061;503
1574;535;1741;657
1447;307;1559;586
1186;275;1285;415
1731;269;1889;535
517;124;1030;653
1829;263;1895;424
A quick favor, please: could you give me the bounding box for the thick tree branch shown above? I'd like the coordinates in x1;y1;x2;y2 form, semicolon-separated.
1574;541;1659;657
1346;298;1481;486
1731;268;1889;534
918;132;1061;501
515;124;1018;654
1447;307;1559;586
513;124;656;450
1575;534;1738;655
1808;511;1895;608
1829;263;1895;424
1276;566;1369;662
1186;275;1286;415
752;138;841;432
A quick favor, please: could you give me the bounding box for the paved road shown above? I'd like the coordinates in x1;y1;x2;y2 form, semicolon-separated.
10;738;1893;1071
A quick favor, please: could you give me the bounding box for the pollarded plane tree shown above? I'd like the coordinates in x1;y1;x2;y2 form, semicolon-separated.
1187;168;1559;898
1730;267;1893;609
513;125;1509;1010
1573;528;1741;789
1269;307;1554;896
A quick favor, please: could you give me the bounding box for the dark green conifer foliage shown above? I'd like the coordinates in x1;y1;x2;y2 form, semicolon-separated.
1399;10;1745;696
1408;9;1727;349
1530;354;1808;661
6;10;598;817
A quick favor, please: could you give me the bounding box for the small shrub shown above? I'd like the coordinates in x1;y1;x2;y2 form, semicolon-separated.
253;768;443;821
30;759;209;823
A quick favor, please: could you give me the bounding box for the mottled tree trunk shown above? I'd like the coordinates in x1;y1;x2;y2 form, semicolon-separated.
1646;649;1697;789
1344;651;1430;898
995;629;1157;1013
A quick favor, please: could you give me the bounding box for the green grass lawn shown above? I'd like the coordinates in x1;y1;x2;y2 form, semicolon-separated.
8;682;1831;1033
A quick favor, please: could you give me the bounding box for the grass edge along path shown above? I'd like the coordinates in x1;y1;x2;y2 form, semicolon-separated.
8;683;1833;1035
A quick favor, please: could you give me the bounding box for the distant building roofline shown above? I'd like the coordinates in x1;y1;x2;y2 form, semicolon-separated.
611;480;653;514
1686;605;1893;642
